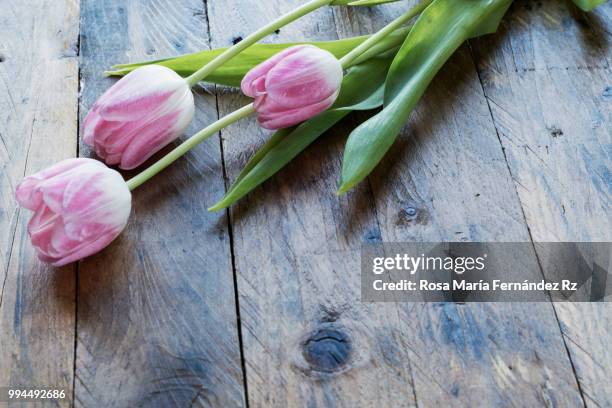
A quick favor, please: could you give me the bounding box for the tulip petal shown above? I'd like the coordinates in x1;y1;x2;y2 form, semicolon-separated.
97;66;186;121
39;162;104;215
15;159;90;210
257;90;339;130
16;158;131;266
53;230;119;267
83;109;103;145
83;65;195;169
60;165;131;237
49;218;83;256
264;47;343;109
119;111;182;170
241;45;306;98
28;208;58;254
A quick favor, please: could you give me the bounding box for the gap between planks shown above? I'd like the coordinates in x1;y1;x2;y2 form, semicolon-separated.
199;0;252;405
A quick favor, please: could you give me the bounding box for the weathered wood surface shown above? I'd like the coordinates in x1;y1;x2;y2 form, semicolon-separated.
0;0;610;407
0;1;79;407
472;1;612;406
213;0;591;407
358;4;584;406
210;2;420;407
75;1;244;406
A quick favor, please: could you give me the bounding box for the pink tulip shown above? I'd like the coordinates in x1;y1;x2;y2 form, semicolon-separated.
241;45;343;130
15;158;132;266
83;65;195;170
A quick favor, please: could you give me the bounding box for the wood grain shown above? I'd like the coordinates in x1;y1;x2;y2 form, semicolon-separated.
208;1;420;406
341;2;586;406
472;1;612;406
0;0;609;406
75;1;244;406
0;0;79;406
211;0;585;406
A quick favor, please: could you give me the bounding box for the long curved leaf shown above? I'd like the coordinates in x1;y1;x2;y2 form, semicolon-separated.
106;28;410;87
571;0;608;11
338;0;512;193
209;55;395;211
348;0;402;5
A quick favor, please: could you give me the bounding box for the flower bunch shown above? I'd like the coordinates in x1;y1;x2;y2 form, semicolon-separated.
17;0;606;265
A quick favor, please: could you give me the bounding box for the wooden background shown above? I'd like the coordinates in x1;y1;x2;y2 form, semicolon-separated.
0;0;610;406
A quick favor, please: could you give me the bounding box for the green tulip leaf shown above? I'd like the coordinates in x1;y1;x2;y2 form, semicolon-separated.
209;55;395;211
347;0;403;6
331;0;401;5
338;0;512;194
106;28;410;88
571;0;608;11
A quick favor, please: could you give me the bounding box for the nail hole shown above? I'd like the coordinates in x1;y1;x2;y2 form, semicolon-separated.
396;206;429;226
548;126;563;138
404;207;417;217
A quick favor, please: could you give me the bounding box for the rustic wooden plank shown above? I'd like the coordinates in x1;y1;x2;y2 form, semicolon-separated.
471;1;611;406
211;0;584;406
75;1;245;406
208;1;420;406
336;2;586;406
0;0;79;406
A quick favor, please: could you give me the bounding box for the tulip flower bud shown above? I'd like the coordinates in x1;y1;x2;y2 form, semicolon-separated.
83;65;195;170
241;45;343;130
15;158;132;266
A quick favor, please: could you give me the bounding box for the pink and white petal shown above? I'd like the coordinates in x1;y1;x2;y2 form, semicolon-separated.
90;117;128;147
249;76;267;98
104;152;123;166
61;170;130;239
93;120;139;158
39;167;98;215
36;252;58;264
53;229;120;267
48;219;83;257
119;111;183;170
265;48;342;109
241;45;308;97
253;93;268;111
61;169;113;216
99;66;188;121
16;159;90;210
15;177;45;210
257;90;339;130
28;212;57;255
27;205;58;237
82;109;103;145
64;221;108;241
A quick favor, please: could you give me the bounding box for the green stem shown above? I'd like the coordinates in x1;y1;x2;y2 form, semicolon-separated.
127;1;432;192
185;0;332;87
347;28;409;67
339;0;433;69
126;104;255;191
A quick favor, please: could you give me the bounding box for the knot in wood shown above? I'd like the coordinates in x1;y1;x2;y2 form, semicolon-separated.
302;328;352;373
